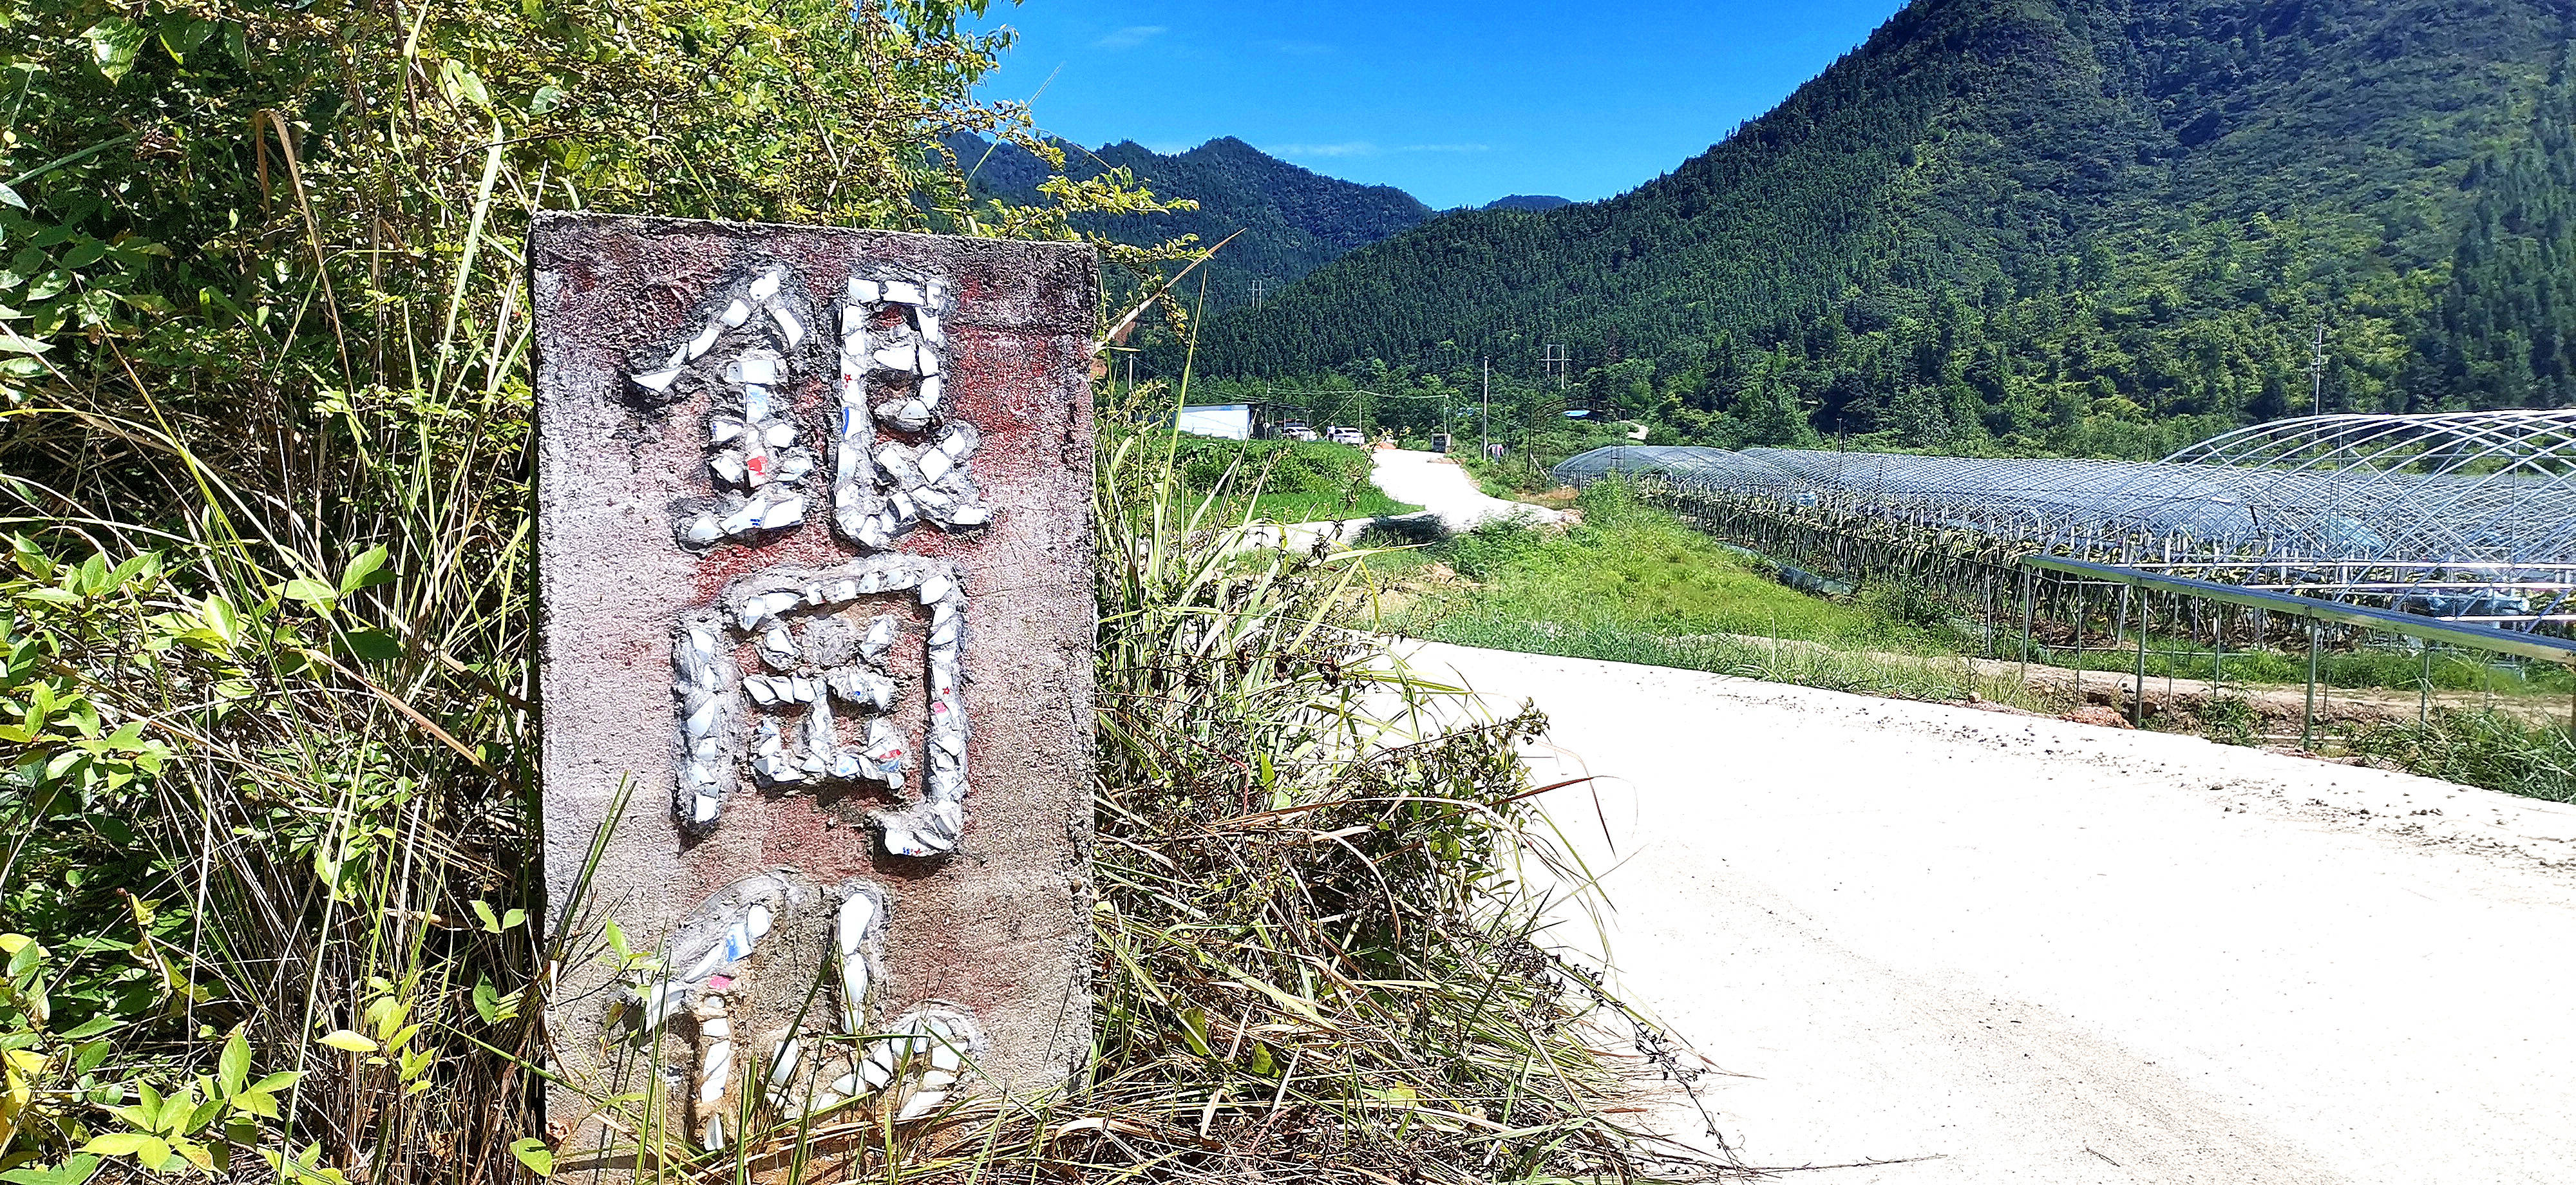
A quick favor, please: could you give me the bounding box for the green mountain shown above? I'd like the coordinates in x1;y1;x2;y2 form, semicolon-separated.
948;134;1435;314
1484;196;1574;212
1191;0;2576;451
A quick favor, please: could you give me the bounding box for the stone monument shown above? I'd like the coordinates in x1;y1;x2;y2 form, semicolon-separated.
531;213;1096;1166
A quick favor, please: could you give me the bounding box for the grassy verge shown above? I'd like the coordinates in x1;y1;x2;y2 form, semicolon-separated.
1452;453;1562;502
1378;480;1968;658
1177;437;1421;522
1370;482;2576;802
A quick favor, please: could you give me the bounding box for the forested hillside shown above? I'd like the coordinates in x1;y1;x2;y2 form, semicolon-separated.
949;133;1434;313
1188;0;2576;455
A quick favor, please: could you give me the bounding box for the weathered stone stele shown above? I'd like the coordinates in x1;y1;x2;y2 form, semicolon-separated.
531;213;1097;1171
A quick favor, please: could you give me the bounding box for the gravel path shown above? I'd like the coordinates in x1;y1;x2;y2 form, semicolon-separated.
1410;641;2576;1184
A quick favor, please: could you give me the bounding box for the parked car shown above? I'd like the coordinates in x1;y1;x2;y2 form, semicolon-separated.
1277;421;1318;441
1327;426;1365;446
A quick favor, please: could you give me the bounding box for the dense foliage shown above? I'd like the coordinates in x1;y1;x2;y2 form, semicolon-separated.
0;0;1159;1177
1187;0;2576;455
950;133;1434;314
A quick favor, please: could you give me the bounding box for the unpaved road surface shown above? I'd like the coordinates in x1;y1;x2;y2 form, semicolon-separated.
1411;642;2576;1184
1368;448;1564;533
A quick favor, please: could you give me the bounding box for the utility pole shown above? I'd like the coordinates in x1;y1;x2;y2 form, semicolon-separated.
1250;277;1268;309
1481;356;1492;457
2309;321;2327;417
1542;343;1569;393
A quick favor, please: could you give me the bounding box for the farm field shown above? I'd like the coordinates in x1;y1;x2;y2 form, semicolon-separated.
1365;477;2576;801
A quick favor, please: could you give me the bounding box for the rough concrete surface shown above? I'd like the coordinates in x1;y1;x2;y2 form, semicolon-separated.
1408;641;2576;1184
532;213;1097;1166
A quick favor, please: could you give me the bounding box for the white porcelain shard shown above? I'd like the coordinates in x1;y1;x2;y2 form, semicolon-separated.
918;572;951;605
770;305;806;346
719;298;752;328
872;342;919;374
748;267;784;301
632;367;684;394
860;616;896;665
757;495;807;529
692;793;721;825
838;891;876;954
759;625;797;669
918;448;953;484
719;498;766;536
849;278;882;303
687;320;721;359
948;506;991;527
681;514;724;545
767;1039;802;1089
884;281;924;305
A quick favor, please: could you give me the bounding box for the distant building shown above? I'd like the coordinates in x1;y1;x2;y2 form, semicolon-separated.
1175;403;1302;441
1175;404;1256;441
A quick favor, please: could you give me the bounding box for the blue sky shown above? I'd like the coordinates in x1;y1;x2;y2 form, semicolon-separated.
967;1;1908;209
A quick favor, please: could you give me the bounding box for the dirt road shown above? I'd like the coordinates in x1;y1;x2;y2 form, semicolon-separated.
1367;448;1564;533
1411;642;2576;1184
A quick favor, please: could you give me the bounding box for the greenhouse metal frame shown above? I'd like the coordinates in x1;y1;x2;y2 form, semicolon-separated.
1553;410;2576;628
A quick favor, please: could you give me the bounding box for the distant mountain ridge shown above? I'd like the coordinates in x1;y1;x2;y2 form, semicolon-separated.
1193;0;2576;447
1483;195;1573;212
948;134;1435;314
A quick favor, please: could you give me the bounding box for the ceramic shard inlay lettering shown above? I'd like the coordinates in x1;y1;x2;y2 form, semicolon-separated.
832;270;990;549
630;264;827;551
621;873;989;1148
671;553;973;856
539;215;1097;1168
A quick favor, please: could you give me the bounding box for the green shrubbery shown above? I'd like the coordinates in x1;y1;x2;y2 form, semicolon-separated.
1171;437;1421;521
1174;437;1371;494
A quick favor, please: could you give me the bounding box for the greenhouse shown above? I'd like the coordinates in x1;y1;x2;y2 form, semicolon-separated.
1552;411;2576;626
